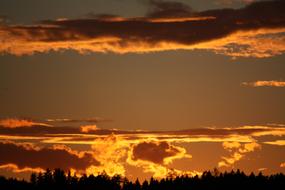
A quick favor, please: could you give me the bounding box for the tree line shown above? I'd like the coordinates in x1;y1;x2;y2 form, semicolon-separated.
0;168;285;190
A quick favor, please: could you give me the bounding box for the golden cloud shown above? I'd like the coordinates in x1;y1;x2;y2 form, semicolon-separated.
89;134;128;176
0;163;44;173
222;141;241;150
80;125;99;133
242;81;285;87
45;117;111;123
264;140;285;146
218;141;261;168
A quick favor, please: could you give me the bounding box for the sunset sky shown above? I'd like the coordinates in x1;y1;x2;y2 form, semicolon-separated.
0;0;285;180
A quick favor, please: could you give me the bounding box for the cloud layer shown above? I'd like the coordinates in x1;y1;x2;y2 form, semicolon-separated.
0;0;285;57
0;118;285;178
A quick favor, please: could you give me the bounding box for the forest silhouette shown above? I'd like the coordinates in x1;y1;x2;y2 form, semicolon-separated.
0;168;284;190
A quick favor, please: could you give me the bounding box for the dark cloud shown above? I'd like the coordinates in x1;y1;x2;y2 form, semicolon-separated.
0;125;136;136
0;0;284;57
0;126;79;135
0;142;99;171
131;141;182;164
84;13;122;20
45;117;112;123
0;123;284;138
14;0;285;42
146;0;194;18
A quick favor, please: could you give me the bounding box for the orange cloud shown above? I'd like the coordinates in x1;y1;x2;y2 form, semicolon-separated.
0;118;51;128
242;81;285;87
264;140;285;146
222;141;241;150
0;0;284;57
218;141;261;168
280;163;285;168
239;142;261;153
89;134;128;176
80;125;99;133
0;163;44;173
247;126;285;137
46;117;112;123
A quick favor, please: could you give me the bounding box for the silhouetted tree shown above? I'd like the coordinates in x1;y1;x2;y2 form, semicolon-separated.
0;168;285;190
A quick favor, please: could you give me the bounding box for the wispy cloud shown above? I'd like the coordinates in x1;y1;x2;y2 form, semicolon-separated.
216;0;258;6
1;123;285;143
0;118;51;128
264;140;285;146
0;0;284;57
242;80;285;87
218;141;261;168
45;117;112;123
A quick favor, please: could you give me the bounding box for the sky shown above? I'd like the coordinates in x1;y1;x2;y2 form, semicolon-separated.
0;0;285;181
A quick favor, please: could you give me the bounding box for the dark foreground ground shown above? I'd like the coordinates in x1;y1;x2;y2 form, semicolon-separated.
1;169;285;190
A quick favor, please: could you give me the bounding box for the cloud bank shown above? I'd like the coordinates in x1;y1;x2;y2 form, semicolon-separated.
0;119;285;178
0;0;285;57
